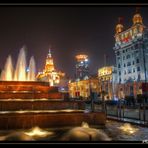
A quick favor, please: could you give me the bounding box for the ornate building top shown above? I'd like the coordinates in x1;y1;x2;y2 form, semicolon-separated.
114;10;145;49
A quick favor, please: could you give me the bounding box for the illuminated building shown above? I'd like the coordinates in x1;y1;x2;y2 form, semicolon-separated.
98;66;117;100
114;10;148;98
36;49;65;86
68;76;99;99
75;54;89;80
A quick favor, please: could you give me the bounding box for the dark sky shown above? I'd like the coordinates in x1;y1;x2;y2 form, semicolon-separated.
0;5;148;78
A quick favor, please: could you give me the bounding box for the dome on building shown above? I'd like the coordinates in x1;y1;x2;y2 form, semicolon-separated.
133;13;143;25
116;23;124;34
115;17;124;34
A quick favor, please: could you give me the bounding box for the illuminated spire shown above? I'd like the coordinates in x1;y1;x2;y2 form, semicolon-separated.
116;17;124;34
133;7;143;25
45;49;55;73
47;49;52;58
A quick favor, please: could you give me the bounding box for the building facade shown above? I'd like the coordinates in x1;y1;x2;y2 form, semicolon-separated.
98;66;117;100
36;49;65;86
68;76;99;99
114;11;148;98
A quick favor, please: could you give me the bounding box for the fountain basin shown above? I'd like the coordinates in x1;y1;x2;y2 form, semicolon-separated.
0;81;62;99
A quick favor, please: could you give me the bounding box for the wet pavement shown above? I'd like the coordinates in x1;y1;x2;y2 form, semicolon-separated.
104;120;148;141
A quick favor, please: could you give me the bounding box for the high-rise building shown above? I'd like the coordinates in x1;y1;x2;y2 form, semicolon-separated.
75;54;89;80
36;49;65;86
114;10;148;84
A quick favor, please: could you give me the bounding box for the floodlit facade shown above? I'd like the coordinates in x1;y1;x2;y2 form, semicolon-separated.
68;76;99;99
98;66;117;100
113;11;148;98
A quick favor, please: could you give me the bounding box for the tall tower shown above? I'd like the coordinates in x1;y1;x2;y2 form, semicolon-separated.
36;49;65;86
113;9;148;84
75;54;89;80
44;49;55;73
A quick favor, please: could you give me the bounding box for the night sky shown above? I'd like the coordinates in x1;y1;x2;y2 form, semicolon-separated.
0;5;148;78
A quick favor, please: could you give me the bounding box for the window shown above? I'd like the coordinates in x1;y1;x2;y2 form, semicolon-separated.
135;44;138;49
127;62;131;66
133;68;135;73
119;71;121;75
124;63;126;67
124;70;126;74
118;64;121;68
119;78;121;83
128;69;131;74
117;51;120;56
137;67;140;71
136;59;140;63
123;56;125;60
133;61;135;65
126;54;130;59
123;50;125;53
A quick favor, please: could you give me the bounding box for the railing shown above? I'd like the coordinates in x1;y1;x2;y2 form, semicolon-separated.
105;100;148;126
84;99;148;126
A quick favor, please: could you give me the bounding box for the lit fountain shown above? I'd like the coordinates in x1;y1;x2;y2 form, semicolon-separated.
1;46;36;81
27;56;36;81
1;55;13;81
24;126;54;138
0;46;106;134
61;122;111;141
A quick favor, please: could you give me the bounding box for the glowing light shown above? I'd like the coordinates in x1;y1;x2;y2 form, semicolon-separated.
118;123;139;135
24;126;53;137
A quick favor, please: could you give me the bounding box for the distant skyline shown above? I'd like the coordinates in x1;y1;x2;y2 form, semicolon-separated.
0;5;148;78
